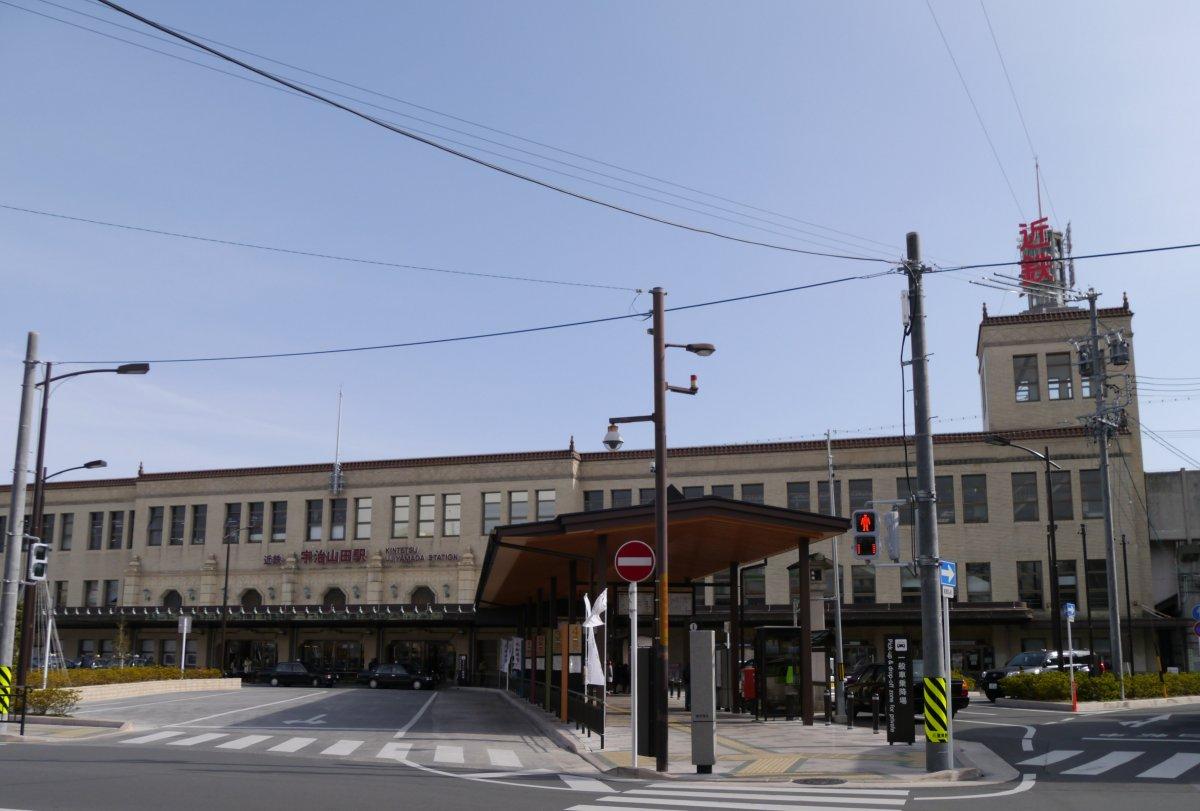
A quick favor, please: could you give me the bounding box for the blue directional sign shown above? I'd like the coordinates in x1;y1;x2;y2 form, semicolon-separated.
1063;602;1076;621
939;560;957;589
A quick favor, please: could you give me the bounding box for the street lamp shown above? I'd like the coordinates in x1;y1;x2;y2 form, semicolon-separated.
987;435;1067;662
44;460;107;481
602;286;714;773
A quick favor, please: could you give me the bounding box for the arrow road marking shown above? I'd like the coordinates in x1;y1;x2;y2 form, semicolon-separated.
283;714;327;725
1119;713;1171;729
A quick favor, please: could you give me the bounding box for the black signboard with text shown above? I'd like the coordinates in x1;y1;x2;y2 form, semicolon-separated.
885;635;915;745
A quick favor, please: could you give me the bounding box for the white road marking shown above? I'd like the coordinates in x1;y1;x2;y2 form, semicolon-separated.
168;692;325;726
916;774;1036;801
216;734;272;750
487;748;521;768
376;742;411;761
591;796;883;811
625;788;904;806
435;745;465;764
646;783;908;797
320;739;363;756
1017;750;1082;767
120;731;187;744
951;717;1037;750
1081;736;1197;743
1120;714;1171;729
1061;751;1142;776
561;776;614;792
76;694;217;713
394;692;438;738
167;733;228;747
268;737;316;753
1136;753;1200;779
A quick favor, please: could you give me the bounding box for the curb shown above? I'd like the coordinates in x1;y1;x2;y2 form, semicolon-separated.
492;687;614;774
997;695;1200;712
22;716;129;729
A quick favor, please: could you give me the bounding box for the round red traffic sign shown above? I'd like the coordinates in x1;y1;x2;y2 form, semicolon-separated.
614;540;656;583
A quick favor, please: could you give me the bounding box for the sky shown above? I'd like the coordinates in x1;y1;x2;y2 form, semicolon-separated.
1;0;1198;484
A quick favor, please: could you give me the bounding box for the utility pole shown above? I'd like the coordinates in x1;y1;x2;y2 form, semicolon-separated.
905;233;950;772
1087;290;1125;694
825;431;845;721
1080;523;1095;654
651;286;669;774
1043;446;1064;660
1;332;38;671
1120;534;1135;671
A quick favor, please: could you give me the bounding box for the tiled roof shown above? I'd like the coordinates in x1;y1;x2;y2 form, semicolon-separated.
980;304;1131;327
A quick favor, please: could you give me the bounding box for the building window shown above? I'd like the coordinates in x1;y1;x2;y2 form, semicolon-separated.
78;639;96;659
845;479;871;512
535;489;556;521
1080;470;1103;518
391;496;410;538
169;506;185;546
417;495;435;537
582;490;604;512
84;580;99;607
901;569;921;604
741;566;766;608
962;474;988;523
411;586;436;608
817;480;842;515
935;475;955;524
354;497;372;540
1086;559;1109;610
482;492;502;533
224;503;242;543
1057;559;1078;607
185;639;197;668
1011;473;1039;522
1017;560;1044;609
247;502;264;543
41;514;55;547
270;501;287;542
146;507;163;547
682;486;704;499
1081;364;1093;398
161;639;178;667
1050;470;1074;520
1046;352;1073;400
59;513;73;551
306;499;323;541
508;491;529;523
53;580;68;607
241;589;263;611
638;487;655;505
711;484;734;499
610;489;632;508
103;579;120;607
852;565;876;605
966;562;992;602
895;478;915;525
190;505;207;545
330;498;347;541
741;483;765;505
786;482;810;511
442;494;461;536
1013;354;1040;402
127;510;135;549
711;571;730;608
139;639;157;664
162;590;183;610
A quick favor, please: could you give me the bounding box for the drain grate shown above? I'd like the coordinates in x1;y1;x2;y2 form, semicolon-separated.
794;778;846;786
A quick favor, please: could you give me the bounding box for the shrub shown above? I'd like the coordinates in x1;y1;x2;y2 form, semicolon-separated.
1000;670;1200;702
952;670;976;692
40;666;224;689
25;687;81;716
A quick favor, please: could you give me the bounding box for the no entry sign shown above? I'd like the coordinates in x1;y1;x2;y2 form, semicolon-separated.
615;540;656;583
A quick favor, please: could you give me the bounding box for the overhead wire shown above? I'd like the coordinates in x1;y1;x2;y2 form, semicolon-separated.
928;240;1200;273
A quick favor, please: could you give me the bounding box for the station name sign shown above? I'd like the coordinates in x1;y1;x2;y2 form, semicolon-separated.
261;546;461;567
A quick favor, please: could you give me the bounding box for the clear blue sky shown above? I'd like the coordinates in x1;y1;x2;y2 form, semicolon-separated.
2;0;1196;480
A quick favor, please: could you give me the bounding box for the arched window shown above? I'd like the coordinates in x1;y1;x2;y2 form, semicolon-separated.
240;589;263;610
410;586;436;608
323;587;347;611
162;590;182;610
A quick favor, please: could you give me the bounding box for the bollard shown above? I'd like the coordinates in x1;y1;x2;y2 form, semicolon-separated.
824;690;832;726
847;696;855;729
871;692;880;734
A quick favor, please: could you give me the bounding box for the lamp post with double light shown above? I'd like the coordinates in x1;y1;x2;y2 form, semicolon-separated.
602;286;714;773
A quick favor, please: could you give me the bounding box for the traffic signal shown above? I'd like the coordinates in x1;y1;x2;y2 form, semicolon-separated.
880;509;902;562
27;542;49;582
851;509;879;560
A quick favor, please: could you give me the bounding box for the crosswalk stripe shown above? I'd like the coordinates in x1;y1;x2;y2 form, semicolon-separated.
1136;753;1200;779
1061;751;1142;776
561;776;614;792
487;748;521;768
625;789;904;807
593;796;890;811
376;742;411;761
320;740;363;756
645;783;909;797
1017;750;1083;767
167;733;228;747
216;735;272;750
434;745;465;764
120;731;187;745
569;806;689;811
268;737;316;753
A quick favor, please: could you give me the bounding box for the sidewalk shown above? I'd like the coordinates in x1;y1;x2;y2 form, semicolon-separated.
502;690;988;783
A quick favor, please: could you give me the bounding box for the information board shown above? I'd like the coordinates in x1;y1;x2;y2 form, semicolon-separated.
885;635;915;745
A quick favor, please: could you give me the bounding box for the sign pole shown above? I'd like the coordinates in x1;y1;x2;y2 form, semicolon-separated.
1067;614;1076;711
942;592;953;768
629;581;637;770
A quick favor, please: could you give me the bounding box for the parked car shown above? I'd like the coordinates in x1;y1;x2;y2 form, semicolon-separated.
843;662;969;718
981;650;1094;702
357;663;432;690
258;661;336;687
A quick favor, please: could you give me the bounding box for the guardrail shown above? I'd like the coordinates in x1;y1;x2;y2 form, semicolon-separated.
502;673;604;745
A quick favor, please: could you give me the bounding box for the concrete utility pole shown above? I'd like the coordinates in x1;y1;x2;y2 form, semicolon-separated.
825;431;845;721
905;234;950;772
1088;291;1125;694
1;332;38;669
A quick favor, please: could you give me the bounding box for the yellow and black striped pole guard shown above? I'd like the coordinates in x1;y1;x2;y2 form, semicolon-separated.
0;665;12;715
923;676;949;743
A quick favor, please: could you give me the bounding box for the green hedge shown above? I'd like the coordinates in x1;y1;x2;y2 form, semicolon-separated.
1000;671;1200;701
41;666;224;689
26;687;81;716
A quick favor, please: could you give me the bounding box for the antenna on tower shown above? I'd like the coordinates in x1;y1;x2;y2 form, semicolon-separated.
330;386;345;494
1065;221;1076;289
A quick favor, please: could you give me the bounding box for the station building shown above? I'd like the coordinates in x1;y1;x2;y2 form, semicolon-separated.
3;296;1183;680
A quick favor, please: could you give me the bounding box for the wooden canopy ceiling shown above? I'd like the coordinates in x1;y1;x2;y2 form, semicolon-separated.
475;496;849;607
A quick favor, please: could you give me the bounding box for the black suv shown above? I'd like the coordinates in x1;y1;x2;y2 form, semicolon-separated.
258;661;336;687
844;662;969;718
981;649;1094;702
357;663;433;690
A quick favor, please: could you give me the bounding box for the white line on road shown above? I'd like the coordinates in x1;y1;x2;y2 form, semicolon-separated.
1061;751;1142;776
394;691;438;738
1016;750;1082;767
916;774;1036;801
167;733;228;747
268;737;316;753
592;795;876;811
487;748;521;768
320;740;364;756
561;777;614;792
950;717;1037;750
120;731;187;744
376;742;411;761
167;692;326;726
1081;737;1200;743
625;789;905;806
76;694;218;713
435;745;465;764
216;734;272;750
646;783;908;797
1136;753;1200;779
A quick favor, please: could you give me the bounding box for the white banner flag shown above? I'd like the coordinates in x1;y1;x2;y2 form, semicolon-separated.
582;589;608;687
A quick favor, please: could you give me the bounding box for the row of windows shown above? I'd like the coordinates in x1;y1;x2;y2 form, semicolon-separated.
1013;351;1095;403
74;637;197;667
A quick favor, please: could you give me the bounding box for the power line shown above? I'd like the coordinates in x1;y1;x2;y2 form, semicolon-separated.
928;240;1200;273
85;0;892;264
33;0;903;257
0;203;641;292
1112;435;1164;543
925;0;1025;219
54;268;896;365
